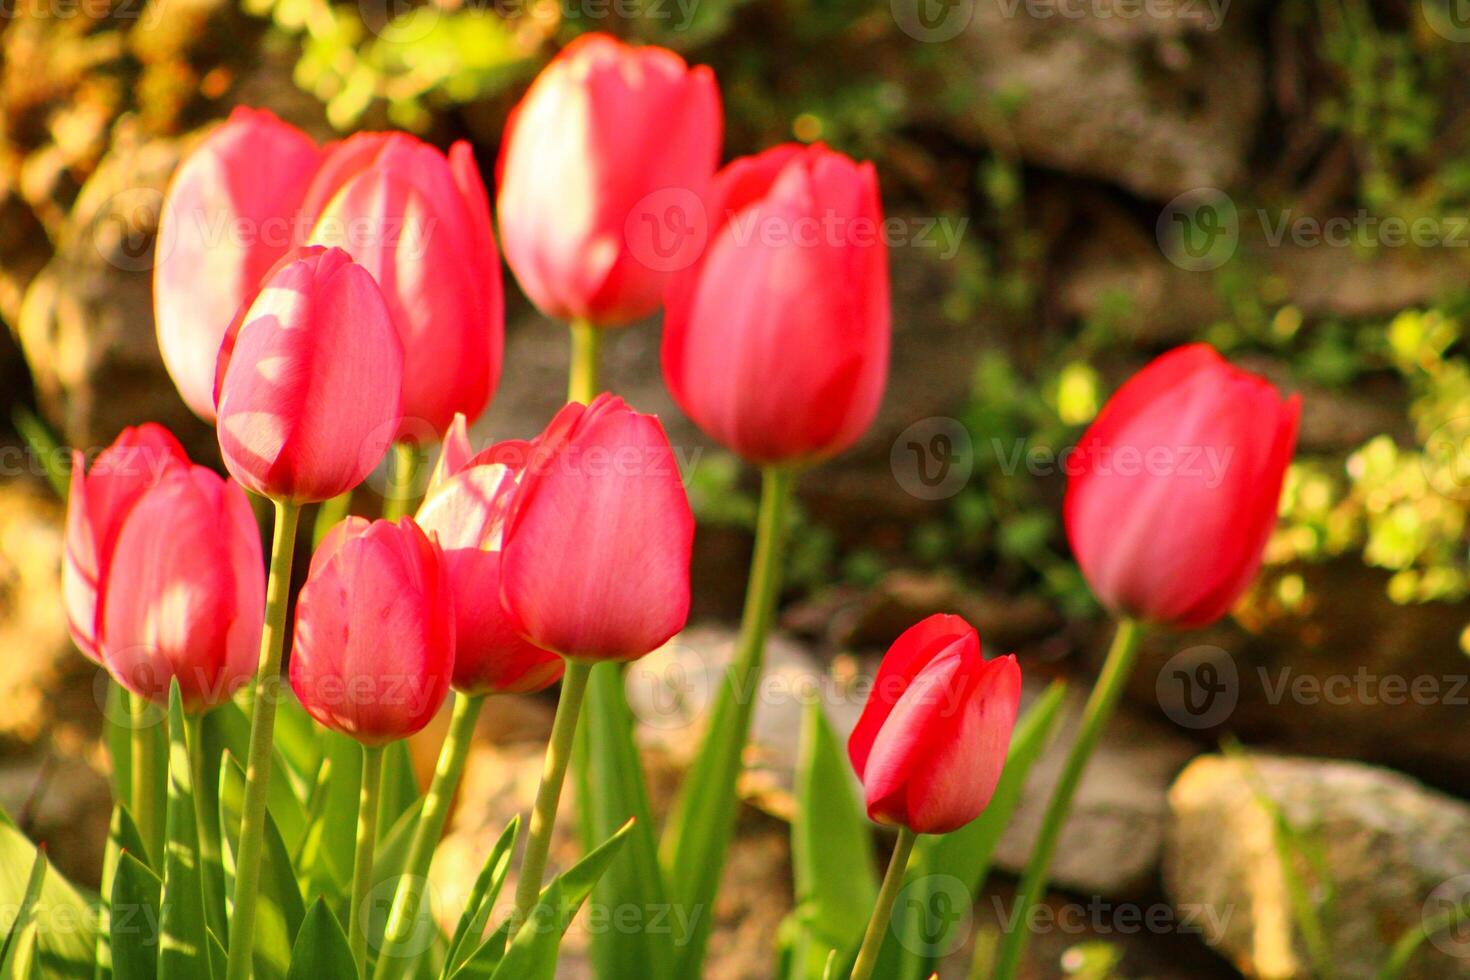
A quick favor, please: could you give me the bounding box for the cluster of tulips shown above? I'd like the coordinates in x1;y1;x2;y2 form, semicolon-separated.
30;29;1303;980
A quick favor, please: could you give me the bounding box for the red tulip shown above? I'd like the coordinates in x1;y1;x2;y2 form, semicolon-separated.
1064;343;1301;629
662;143;890;465
500;394;693;661
303;134;503;440
98;466;265;710
416;430;564;695
64;424;189;662
155;107;322;421
215;246;404;503
497;33;722;327
847;615;1021;835
289;517;453;744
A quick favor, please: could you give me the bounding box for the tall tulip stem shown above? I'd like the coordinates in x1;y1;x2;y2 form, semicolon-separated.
992;617;1143;980
568;319;602;403
374;692;485;979
129;691;162;862
225;499;301;980
349;744;386;979
512;660;593;931
384;442;423;521
850;827;918;980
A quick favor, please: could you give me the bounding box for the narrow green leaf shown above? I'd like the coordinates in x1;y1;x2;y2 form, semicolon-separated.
13;407;68;499
97;805;148;980
110;853;161;980
486;880;564;980
105;685;167;865
158;686;213;980
443;819;519;977
362;798;434;968
0;851;46;974
0;808;97;979
219;754;305;980
286;900;356;980
0;923;38;980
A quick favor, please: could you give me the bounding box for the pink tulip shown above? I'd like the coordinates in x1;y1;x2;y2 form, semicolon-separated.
215;246;404;503
500;394;693;661
662;143;890;465
416;424;564;695
98;466;265;710
303;134;503;440
847;615;1021;835
1064;343;1301;629
155;107;322;420
289;517;453;744
497;33;722;327
64;424;189;662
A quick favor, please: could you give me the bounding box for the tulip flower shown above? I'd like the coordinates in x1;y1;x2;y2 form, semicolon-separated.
155;107;322;421
1064;342;1301;629
98;466;265;711
497;33;722;328
214;245;404;504
662;142;890;465
304;134;503;440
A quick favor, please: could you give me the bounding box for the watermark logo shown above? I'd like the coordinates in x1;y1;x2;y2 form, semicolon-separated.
892;0;975;42
92;187;168;274
893;874;971;957
891;417;974;500
626;188;709;274
1424;875;1470;958
1157;188;1238;272
626;644;712;731
1423;0;1470;42
1156;645;1238;730
1424;416;1470;501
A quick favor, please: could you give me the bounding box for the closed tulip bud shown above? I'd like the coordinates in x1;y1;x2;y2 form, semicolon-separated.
847;615;1021;835
155;107;322;421
64;424;190;662
500;394;693;661
290;517;453;744
98;467;265;710
662;143;890;465
1064;343;1301;629
497;33;722;327
215;246;404;503
304;134;503;440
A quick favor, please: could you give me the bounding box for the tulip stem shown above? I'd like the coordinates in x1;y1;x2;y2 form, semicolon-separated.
512;659;593;933
567;319;601;403
224;499;301;980
130;691;163;864
349;744;385;980
991;616;1143;980
384;442;423;521
374;692;485;980
850;827;919;980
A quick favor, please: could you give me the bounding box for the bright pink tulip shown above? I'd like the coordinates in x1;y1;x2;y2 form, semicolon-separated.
303;134;503;440
496;33;722;327
98;466;265;710
1064;343;1301;629
215;246;404;503
500;394;693;661
416;425;564;695
662;143;890;464
289;517;453;744
155;107;322;420
847;615;1021;835
64;424;189;662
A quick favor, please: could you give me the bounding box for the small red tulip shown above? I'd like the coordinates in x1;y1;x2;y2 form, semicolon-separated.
98;466;265;710
662;143;890;465
304;134;503;440
848;615;1021;835
500;395;694;661
155;107;322;421
215;246;404;503
497;33;722;327
289;517;453;745
1064;343;1301;629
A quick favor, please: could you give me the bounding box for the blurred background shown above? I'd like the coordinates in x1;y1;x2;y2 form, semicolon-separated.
2;0;1470;977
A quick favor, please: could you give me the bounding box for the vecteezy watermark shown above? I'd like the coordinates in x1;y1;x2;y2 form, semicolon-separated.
1424;875;1470;959
0;0;157;22
1424;416;1470;501
892;418;974;500
991;439;1236;485
1156;188;1239;272
992;0;1229;30
892;875;973;957
985;895;1235;943
1422;0;1470;42
1157;645;1238;730
891;0;976;42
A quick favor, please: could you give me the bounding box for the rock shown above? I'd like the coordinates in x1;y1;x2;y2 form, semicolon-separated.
1165;754;1470;979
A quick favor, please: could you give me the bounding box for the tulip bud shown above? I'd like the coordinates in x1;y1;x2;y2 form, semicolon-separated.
662;143;890;465
155;107;322;421
847;615;1021;835
98;466;265;710
500;394;694;661
215;246;404;503
304;134;503;440
497;33;722;327
289;517;454;744
64;424;190;662
1064;343;1301;629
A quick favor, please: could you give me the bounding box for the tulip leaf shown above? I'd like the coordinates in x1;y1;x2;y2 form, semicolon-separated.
0;921;38;980
158;686;214;980
0;805;97;979
110;852;161;980
285;900;356;980
201;701;309;857
105;684;167;864
219;753;305;980
97;804;150;980
0;850;45;978
364;798;443;973
442;818;519;977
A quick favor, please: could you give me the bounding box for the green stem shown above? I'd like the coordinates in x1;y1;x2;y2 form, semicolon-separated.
567;319;601;403
130;691;162;864
991;617;1143;980
313;489;353;545
349;744;385;980
373;693;485;980
185;712;225;939
224;499;301;980
383;442;422;521
850;827;919;980
511;660;592;932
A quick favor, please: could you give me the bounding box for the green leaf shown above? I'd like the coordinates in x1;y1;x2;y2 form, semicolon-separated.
219;754;305;980
105;685;167;865
158;686;213;979
362;798;434;969
0;810;97;979
0;851;46;975
1;922;39;980
111;853;161;980
286;900;356;980
96;805;149;980
442;819;519;977
13;407;67;499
